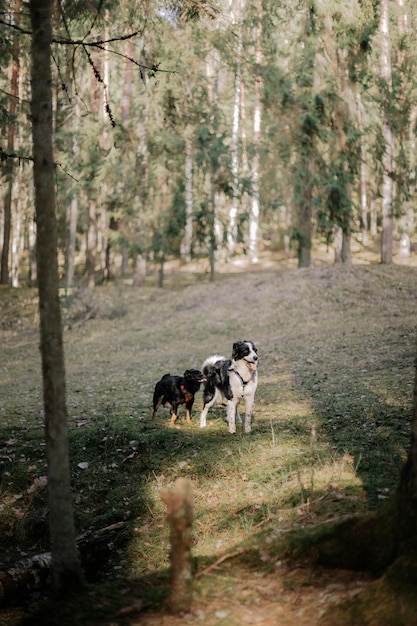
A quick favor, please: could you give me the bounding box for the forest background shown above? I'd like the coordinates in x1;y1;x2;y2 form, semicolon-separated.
1;0;416;286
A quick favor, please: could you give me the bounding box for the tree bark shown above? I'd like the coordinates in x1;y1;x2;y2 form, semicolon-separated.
182;125;194;262
0;0;20;285
65;99;80;292
379;0;394;264
248;0;263;264
30;0;83;591
86;200;97;289
11;180;21;287
356;92;369;244
206;46;220;281
228;16;242;259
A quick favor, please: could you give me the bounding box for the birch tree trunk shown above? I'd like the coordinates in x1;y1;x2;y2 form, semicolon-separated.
206;46;221;280
228;18;243;258
29;0;83;591
379;0;394;264
86;199;97;289
28;201;37;285
248;0;263;264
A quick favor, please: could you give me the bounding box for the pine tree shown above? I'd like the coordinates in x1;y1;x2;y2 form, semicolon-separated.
30;0;84;590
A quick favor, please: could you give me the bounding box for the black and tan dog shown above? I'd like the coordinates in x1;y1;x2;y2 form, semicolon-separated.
152;369;206;426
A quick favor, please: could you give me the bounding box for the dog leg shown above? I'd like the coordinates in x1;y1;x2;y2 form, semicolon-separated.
170;412;179;426
152;396;163;420
200;397;216;428
227;400;239;434
244;396;255;433
185;402;193;424
236;408;242;425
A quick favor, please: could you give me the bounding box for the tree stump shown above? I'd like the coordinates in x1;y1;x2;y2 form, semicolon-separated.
160;478;194;613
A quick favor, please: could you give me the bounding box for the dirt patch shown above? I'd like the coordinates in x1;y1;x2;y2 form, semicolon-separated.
132;565;371;626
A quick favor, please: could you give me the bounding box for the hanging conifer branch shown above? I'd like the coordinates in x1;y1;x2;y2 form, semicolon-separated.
83;45;115;126
0;145;33;164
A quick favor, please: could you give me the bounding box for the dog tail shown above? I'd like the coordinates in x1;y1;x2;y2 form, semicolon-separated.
202;355;225;377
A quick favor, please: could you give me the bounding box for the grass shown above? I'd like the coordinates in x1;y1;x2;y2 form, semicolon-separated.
1;250;417;624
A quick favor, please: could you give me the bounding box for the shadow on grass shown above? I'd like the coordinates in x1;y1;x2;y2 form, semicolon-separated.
293;354;412;506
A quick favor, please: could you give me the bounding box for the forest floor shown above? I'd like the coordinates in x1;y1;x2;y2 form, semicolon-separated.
1;241;417;625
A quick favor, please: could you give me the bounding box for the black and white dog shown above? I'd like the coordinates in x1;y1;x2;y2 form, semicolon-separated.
200;341;258;434
152;369;206;426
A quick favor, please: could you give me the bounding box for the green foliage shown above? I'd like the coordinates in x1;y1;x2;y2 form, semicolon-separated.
2;0;417;285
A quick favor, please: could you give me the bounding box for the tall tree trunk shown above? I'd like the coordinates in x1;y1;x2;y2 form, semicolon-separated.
228;21;242;259
406;105;417;234
209;173;216;282
248;0;263;264
297;184;312;268
397;0;414;236
65;90;80;291
240;82;251;222
334;225;342;263
29;0;83;591
295;122;314;268
380;0;394;264
66;195;78;290
341;223;351;263
28;199;37;285
182;124;194;262
294;0;317;269
86;200;97;289
11;179;21;287
85;49;102;288
206;46;220;281
356;92;369;244
1;0;20;285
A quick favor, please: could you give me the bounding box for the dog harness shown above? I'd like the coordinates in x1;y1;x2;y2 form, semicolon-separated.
231;369;251;387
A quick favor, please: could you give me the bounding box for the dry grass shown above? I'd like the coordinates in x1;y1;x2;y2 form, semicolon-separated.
1;243;417;624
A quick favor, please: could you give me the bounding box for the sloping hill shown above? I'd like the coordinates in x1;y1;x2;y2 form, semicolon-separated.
1;259;417;624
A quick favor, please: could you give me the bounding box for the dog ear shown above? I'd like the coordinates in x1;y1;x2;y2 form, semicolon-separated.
232;341;244;359
248;341;258;354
